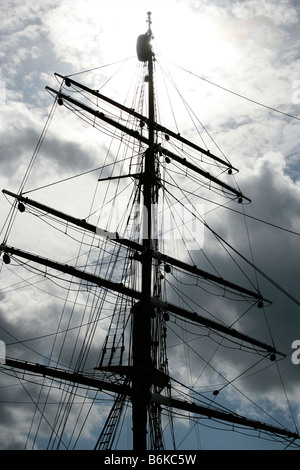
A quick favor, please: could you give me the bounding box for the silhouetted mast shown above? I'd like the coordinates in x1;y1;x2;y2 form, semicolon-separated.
1;12;299;451
132;11;157;451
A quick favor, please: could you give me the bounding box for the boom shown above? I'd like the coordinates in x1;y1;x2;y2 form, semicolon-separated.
3;357;298;441
2;189;269;304
0;243;284;356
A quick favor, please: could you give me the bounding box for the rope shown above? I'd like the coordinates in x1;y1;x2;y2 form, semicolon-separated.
0;94;59;244
163;57;300;122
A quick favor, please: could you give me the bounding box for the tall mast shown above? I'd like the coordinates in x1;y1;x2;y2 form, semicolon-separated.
132;11;156;451
1;12;300;452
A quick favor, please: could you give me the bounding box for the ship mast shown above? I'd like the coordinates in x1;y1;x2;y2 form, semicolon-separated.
132;11;157;451
1;12;300;451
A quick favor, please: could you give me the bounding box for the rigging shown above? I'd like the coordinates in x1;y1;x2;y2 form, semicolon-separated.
0;11;299;451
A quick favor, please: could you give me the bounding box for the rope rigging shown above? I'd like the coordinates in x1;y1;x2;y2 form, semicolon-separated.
161;56;300;123
0;33;300;450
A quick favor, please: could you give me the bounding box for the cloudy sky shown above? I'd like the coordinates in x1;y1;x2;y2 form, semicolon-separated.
1;0;300;451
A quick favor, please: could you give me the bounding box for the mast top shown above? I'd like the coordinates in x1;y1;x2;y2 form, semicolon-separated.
136;12;153;62
147;11;152;34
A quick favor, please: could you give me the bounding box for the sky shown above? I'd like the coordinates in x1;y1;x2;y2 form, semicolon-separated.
1;0;300;452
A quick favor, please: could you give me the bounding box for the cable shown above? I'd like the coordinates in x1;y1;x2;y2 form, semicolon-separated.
205;220;300;308
0;95;59;244
163;57;300;122
21;159;133;195
162;179;300;237
65;56;135;78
